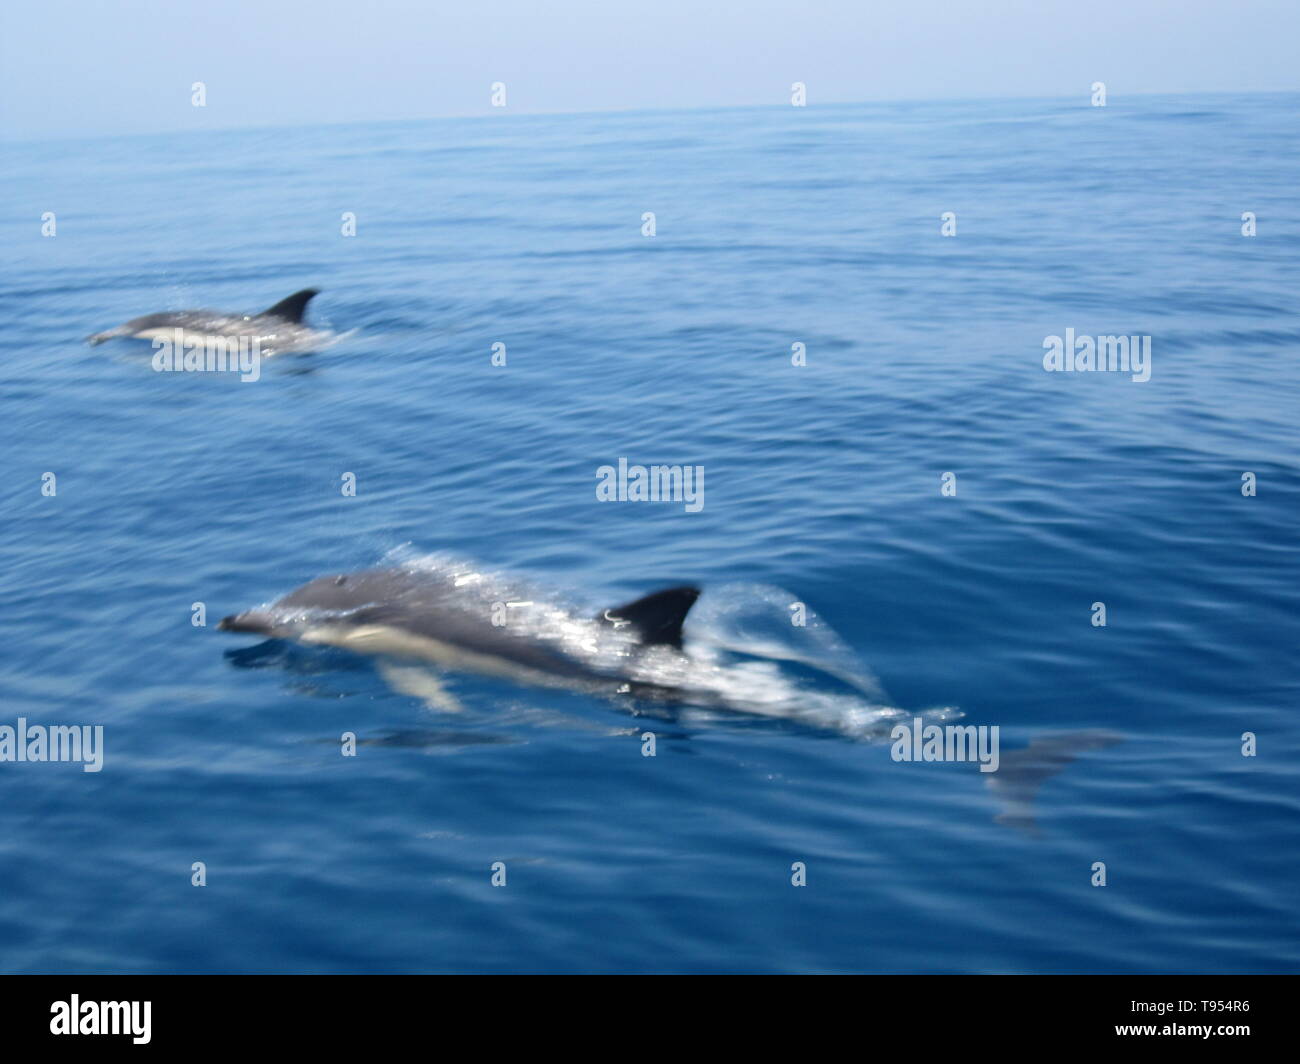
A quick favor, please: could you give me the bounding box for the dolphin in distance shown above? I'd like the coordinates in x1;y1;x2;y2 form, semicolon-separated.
86;288;329;354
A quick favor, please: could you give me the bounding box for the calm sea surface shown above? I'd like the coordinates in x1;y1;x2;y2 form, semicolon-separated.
1;93;1298;973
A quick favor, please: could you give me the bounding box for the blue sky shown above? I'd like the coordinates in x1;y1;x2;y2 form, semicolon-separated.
3;0;1298;140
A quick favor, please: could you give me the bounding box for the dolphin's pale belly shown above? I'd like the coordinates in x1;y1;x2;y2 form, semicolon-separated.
299;621;594;692
133;326;264;342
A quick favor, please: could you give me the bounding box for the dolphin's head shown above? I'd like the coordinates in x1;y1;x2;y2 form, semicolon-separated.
219;572;398;640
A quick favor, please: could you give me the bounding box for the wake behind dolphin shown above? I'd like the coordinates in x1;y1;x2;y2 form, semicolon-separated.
86;288;332;354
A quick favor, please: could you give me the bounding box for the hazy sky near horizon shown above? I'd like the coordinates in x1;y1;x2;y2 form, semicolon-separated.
3;0;1297;140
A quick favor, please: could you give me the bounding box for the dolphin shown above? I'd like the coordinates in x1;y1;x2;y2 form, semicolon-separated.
219;566;703;705
219;562;1123;831
86;288;327;353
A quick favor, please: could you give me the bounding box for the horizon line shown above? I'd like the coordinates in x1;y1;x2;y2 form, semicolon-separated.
4;86;1298;149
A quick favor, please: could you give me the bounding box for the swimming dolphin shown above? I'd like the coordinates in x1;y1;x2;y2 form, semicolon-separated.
219;561;1123;830
86;288;327;353
219;566;703;704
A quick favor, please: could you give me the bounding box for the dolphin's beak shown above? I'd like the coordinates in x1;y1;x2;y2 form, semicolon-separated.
218;609;276;635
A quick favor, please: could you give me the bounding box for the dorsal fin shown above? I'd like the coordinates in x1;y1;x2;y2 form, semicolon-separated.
599;586;699;648
261;288;320;323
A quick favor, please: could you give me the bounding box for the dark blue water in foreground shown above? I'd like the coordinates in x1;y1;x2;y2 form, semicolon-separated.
2;93;1298;973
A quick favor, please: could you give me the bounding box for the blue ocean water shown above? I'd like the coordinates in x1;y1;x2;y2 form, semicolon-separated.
2;93;1298;974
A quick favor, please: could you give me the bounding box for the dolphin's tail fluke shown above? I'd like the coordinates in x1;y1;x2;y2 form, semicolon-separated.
985;730;1123;836
261;288;320;323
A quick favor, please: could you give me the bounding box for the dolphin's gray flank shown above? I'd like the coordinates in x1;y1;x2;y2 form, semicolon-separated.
86;288;325;351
